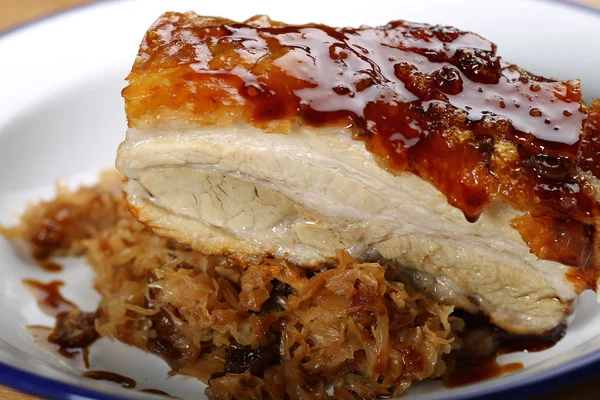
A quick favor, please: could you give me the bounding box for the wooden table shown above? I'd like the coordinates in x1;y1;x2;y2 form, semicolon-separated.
1;0;600;399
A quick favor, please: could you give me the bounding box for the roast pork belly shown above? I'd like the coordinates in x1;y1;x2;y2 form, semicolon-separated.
117;12;600;335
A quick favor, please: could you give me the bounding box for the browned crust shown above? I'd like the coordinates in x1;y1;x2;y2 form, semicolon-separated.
122;12;600;292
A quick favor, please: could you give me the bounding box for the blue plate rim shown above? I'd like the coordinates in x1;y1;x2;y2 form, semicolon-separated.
1;0;600;399
0;356;131;400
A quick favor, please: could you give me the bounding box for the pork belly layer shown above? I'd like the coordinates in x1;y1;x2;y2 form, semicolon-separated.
117;12;600;335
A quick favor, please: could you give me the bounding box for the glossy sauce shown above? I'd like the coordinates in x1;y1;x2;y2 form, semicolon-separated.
444;356;523;388
498;337;558;354
37;261;63;273
129;14;600;287
27;326;90;369
141;388;178;398
81;372;179;397
82;371;137;389
22;279;75;317
444;312;562;387
24;279;98;369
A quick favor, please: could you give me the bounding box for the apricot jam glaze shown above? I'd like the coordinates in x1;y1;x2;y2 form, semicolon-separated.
128;14;600;285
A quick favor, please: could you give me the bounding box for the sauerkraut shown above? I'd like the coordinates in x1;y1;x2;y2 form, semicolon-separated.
5;171;466;399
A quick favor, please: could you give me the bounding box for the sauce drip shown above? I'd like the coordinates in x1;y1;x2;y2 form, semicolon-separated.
22;279;75;317
37;261;63;273
129;13;600;287
444;356;523;388
27;326;90;369
81;372;179;397
444;311;562;387
23;279;98;369
23;280;158;394
141;388;178;398
82;371;137;389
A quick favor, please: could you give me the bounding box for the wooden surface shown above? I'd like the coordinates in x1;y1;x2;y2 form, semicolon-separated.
1;0;600;399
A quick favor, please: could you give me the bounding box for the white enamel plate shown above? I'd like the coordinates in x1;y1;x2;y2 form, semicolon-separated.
1;0;600;398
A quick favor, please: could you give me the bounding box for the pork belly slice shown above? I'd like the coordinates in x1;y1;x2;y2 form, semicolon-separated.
117;12;600;335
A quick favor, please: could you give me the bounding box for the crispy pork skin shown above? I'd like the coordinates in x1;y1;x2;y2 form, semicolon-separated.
117;12;600;335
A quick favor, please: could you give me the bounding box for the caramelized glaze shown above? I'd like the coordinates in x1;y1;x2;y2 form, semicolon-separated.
125;13;600;287
581;100;600;179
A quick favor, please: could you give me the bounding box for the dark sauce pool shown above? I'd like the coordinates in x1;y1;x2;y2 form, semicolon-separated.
444;312;564;387
445;356;524;388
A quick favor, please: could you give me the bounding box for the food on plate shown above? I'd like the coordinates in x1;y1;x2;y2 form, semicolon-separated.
4;10;600;399
9;173;466;398
118;12;600;336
